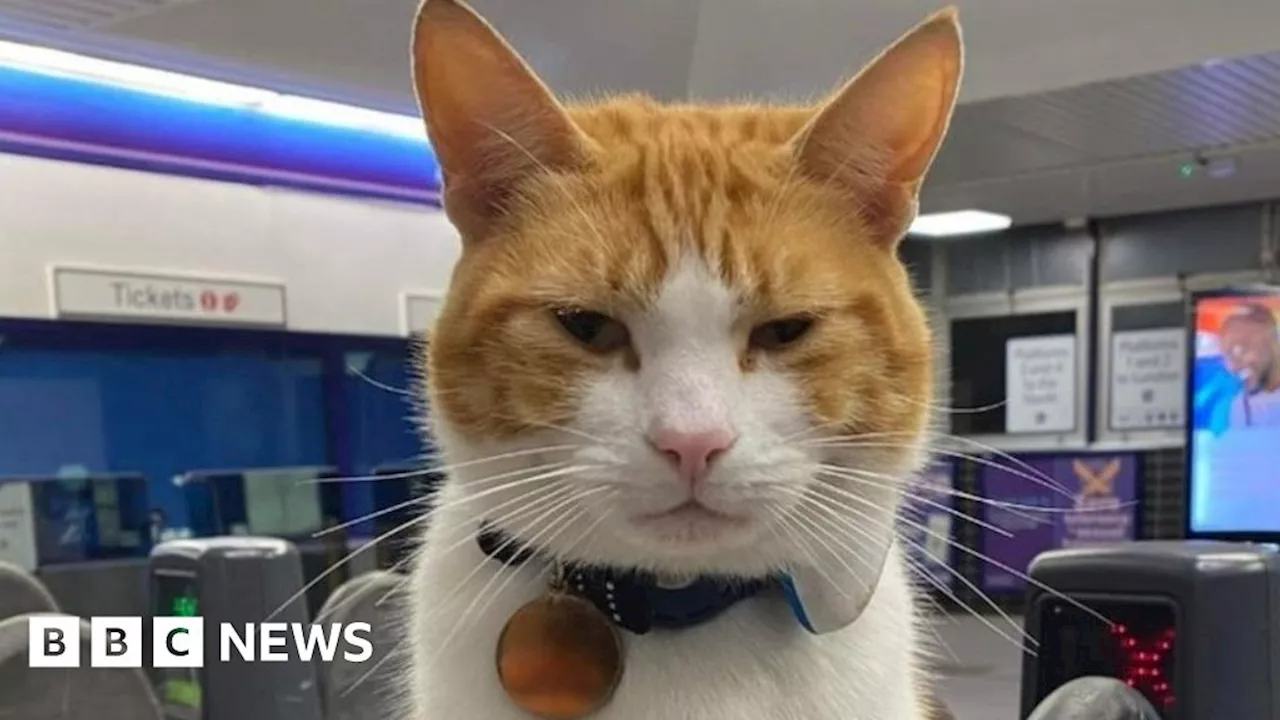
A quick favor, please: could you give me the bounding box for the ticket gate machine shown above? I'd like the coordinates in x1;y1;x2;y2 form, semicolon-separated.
149;537;323;720
1022;541;1280;719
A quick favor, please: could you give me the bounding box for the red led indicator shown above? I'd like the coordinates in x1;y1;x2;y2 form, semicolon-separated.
1112;622;1176;711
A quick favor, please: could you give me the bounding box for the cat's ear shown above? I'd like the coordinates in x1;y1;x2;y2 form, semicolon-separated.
791;7;963;245
412;0;587;239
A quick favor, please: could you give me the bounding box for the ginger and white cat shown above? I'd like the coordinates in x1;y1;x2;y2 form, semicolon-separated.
406;0;963;717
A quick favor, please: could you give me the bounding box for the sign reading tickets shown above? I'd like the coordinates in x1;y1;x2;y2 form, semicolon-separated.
0;481;37;571
52;267;286;327
404;293;444;336
978;453;1137;592
1006;334;1076;433
1110;328;1186;431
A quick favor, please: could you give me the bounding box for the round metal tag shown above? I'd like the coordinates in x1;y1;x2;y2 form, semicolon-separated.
496;593;623;719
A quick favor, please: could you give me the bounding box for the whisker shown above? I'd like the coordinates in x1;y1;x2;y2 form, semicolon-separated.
264;506;433;622
777;418;850;445
806;439;1075;501
426;482;581;570
314;554;416;624
312;461;575;539
410;463;599;532
304;445;580;485
417;484;586;614
804;481;1110;630
788;503;880;592
900;556;962;659
930;432;1074;496
275;467;588;624
897;533;1036;655
900;550;1028;659
816;466;1019;535
784;483;1034;649
346;362;415;397
487;414;616;447
895;394;1007;416
424;492;601;673
766;505;856;600
822;462;1131;520
802;429;1073;498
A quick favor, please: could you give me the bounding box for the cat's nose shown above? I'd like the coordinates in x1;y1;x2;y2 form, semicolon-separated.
648;427;737;487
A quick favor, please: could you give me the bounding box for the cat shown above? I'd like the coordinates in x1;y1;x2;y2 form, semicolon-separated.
405;0;963;718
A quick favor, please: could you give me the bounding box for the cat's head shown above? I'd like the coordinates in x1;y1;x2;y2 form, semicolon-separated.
413;0;961;580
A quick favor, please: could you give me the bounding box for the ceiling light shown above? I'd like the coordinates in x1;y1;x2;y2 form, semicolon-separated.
909;210;1012;238
0;39;426;141
0;40;274;107
258;95;424;139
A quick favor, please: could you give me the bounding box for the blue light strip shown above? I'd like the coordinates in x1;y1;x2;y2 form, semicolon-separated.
0;64;442;205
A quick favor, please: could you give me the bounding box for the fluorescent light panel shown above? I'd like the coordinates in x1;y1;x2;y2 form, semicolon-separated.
909;209;1012;237
0;39;427;141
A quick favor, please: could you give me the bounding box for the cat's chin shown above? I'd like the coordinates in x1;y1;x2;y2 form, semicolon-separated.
627;501;755;547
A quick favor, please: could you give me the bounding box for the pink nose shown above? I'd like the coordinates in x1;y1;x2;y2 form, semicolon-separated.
649;427;737;486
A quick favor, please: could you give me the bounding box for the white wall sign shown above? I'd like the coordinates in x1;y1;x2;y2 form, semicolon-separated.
404;293;444;337
1110;327;1186;431
0;482;37;571
1006;334;1077;433
51;267;286;327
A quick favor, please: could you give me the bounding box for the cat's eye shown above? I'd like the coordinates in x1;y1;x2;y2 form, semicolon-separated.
749;315;815;351
553;308;631;353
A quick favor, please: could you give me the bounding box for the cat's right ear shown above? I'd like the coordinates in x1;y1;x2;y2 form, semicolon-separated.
790;7;963;246
412;0;587;239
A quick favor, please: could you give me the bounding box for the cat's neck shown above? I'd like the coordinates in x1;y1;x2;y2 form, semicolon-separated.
407;495;933;720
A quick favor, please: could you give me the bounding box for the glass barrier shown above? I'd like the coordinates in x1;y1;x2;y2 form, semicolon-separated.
178;465;351;615
0;473;152;568
178;465;341;539
0;319;432;587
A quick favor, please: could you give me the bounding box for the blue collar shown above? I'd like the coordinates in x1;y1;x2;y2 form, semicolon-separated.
477;526;805;635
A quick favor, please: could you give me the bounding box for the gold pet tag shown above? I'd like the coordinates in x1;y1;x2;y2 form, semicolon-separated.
496;591;623;719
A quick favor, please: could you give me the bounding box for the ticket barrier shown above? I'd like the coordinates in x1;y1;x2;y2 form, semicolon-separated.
1027;676;1159;719
0;560;59;619
1;538;412;720
178;468;352;617
0;562;162;719
24;536;1262;720
1021;541;1280;719
312;570;406;720
150;537;324;720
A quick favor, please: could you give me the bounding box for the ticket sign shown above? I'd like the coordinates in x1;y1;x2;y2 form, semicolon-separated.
404;293;444;337
52;267;286;327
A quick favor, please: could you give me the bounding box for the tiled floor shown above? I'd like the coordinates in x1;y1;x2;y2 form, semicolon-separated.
927;613;1027;719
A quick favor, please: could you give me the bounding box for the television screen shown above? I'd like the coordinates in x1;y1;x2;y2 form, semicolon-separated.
1187;288;1280;535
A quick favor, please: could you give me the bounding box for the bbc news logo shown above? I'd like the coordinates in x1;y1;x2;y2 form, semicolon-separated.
28;616;373;668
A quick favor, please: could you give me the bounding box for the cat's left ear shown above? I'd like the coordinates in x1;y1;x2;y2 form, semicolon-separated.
792;7;963;245
411;0;588;240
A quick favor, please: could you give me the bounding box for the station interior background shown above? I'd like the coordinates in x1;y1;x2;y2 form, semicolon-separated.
3;0;1280;718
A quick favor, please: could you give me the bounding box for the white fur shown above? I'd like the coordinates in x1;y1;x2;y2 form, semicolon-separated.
407;256;933;719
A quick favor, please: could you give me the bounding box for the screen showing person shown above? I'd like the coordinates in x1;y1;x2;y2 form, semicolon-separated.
1189;291;1280;534
1220;303;1280;427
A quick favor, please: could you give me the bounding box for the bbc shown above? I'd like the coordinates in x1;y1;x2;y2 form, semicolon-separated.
28;615;204;669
